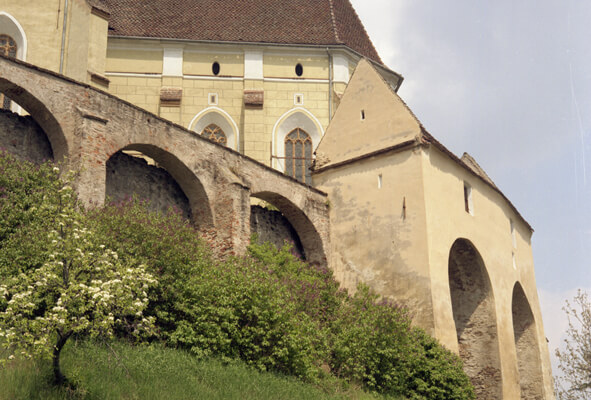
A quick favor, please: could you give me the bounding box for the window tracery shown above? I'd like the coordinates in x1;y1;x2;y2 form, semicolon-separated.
0;35;17;110
201;124;227;145
285;128;312;184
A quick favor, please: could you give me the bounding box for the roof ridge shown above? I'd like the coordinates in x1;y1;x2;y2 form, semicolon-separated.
328;0;342;43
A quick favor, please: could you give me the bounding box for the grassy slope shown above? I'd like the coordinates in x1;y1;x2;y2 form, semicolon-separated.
0;340;393;400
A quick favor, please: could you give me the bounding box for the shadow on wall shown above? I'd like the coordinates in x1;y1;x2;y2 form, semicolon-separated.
106;151;191;220
250;204;305;259
449;238;503;400
0;108;53;163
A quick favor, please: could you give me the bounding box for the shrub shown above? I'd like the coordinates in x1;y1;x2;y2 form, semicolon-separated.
0;153;475;398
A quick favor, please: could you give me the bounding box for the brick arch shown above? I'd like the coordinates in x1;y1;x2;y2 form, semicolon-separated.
448;238;502;399
0;76;67;161
512;282;544;400
250;190;327;266
114;143;215;229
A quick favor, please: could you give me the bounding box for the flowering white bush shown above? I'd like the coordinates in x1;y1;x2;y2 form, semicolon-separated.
0;179;156;384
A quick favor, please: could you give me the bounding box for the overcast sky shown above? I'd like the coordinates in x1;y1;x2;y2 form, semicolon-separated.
349;0;591;376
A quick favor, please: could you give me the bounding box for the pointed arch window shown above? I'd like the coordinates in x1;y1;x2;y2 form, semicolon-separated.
285;128;312;184
201;124;227;145
0;35;17;110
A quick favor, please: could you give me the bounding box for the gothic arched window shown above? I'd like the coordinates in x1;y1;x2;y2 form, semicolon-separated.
201;124;227;145
0;35;17;110
285;128;312;184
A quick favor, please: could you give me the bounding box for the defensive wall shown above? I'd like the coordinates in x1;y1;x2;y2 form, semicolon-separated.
0;54;329;264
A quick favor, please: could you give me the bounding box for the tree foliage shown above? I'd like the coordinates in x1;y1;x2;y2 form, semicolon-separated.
0;158;155;384
0;152;474;399
555;290;591;400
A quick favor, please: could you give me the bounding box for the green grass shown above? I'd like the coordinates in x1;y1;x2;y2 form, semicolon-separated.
0;340;394;400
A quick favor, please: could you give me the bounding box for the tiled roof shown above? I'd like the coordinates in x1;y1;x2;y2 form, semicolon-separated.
102;0;382;63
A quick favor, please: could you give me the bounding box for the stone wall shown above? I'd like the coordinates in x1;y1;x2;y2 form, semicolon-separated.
0;109;53;163
250;205;305;259
105;151;191;220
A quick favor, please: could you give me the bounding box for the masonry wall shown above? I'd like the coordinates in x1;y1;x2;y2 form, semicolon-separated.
420;145;554;399
250;204;305;259
105;151;191;220
0;109;53;163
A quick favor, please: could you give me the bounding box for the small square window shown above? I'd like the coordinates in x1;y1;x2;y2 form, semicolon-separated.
208;93;218;106
463;182;473;215
294;94;304;105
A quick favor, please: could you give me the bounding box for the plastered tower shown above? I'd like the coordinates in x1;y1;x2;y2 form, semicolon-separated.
313;59;555;400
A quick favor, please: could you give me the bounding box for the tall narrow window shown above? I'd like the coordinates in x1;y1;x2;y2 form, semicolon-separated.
285;128;312;184
201;124;227;145
463;182;473;215
0;35;17;110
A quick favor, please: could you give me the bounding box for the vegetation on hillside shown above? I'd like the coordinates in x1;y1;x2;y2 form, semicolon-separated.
0;152;475;399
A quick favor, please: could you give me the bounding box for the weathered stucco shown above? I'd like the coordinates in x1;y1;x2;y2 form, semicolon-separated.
314;59;555;400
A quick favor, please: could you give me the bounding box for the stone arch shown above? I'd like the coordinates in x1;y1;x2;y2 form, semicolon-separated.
106;144;214;229
0;76;66;161
250;190;326;265
188;107;239;151
0;12;27;61
512;282;544;400
448;238;502;399
272;108;323;173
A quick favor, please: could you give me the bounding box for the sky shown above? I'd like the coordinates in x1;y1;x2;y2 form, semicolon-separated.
349;0;591;376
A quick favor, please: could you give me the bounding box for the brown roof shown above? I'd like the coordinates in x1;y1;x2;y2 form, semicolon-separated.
102;0;382;63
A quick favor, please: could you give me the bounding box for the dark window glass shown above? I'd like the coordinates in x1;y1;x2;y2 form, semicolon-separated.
295;63;303;77
212;61;221;76
284;128;312;184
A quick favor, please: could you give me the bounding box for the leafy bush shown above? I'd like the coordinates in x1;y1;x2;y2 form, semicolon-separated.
0;153;474;399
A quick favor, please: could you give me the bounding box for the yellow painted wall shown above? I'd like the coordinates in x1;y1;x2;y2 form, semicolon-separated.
184;52;243;77
106;48;163;74
104;41;333;163
0;0;107;85
0;0;64;72
264;54;328;79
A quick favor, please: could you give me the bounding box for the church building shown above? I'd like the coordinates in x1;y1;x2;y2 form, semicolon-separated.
0;1;555;399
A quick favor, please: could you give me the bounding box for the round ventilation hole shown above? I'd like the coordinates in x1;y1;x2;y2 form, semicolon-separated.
295;63;303;77
212;61;220;76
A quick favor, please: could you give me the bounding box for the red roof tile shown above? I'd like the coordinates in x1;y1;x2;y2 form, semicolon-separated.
102;0;382;63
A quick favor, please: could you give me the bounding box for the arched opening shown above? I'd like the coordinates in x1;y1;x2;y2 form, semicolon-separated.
250;191;326;265
0;35;17;110
272;109;322;174
449;238;502;399
0;78;63;162
512;282;544;399
284;128;312;184
189;108;239;151
105;144;214;230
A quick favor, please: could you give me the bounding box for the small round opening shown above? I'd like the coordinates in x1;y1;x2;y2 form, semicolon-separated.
212;62;220;76
295;63;303;77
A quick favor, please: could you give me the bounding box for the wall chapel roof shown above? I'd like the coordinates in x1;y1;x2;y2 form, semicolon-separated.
100;0;382;63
